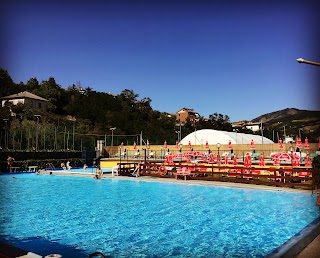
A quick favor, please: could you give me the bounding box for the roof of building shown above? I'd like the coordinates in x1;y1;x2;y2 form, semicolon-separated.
180;129;274;145
1;91;49;102
177;107;197;113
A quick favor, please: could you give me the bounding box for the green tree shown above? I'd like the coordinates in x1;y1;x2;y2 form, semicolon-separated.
35;77;64;113
0;68;15;97
209;112;233;131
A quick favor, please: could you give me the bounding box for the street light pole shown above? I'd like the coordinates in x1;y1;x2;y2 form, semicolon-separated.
179;114;181;143
217;143;221;172
217;143;221;155
261;121;264;144
34;115;41;151
296;58;320;66
175;131;180;144
110;127;116;147
3;119;8;150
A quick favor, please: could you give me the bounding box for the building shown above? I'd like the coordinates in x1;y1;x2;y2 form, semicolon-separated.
176;108;200;126
181;129;274;146
1;91;49;110
232;120;261;132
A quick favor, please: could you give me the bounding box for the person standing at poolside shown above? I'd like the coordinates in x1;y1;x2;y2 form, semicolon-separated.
7;155;14;171
66;161;72;170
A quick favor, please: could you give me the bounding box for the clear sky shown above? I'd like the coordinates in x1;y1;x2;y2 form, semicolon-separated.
1;0;320;122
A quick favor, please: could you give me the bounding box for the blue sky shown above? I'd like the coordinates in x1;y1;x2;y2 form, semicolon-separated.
2;0;319;122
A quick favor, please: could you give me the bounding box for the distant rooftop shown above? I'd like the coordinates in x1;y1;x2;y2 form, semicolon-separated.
1;91;49;102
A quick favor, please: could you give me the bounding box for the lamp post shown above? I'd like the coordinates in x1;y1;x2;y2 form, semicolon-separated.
179;143;183;163
34;115;41;151
175;131;180;143
296;58;320;66
119;146;122;175
217;143;221;172
110;127;116;147
233;129;238;144
3;119;8;150
290;146;294;167
216;143;221;155
179;114;181;143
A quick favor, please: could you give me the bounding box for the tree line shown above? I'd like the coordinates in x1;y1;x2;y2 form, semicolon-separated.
0;68;250;151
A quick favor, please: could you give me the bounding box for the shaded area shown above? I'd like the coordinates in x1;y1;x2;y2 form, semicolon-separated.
0;241;28;257
0;236;92;258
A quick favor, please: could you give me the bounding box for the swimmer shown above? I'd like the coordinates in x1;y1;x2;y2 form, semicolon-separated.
61;162;66;170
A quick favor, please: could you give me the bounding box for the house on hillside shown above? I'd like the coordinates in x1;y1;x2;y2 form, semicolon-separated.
176;108;200;126
1;91;49;111
232;120;261;132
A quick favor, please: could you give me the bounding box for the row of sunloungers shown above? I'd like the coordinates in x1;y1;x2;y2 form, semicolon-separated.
173;166;311;181
174;167;208;180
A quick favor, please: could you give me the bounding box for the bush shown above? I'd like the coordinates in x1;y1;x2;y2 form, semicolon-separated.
312;155;320;170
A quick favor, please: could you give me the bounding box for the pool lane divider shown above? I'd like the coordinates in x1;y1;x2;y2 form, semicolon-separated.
266;216;320;258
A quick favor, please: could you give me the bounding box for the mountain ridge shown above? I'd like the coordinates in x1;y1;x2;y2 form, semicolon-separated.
251;108;306;123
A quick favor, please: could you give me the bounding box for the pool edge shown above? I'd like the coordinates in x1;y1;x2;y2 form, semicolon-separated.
265;216;320;258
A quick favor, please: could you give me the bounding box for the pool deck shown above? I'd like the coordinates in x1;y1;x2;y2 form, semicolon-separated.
295;234;320;258
2;170;319;258
38;169;318;193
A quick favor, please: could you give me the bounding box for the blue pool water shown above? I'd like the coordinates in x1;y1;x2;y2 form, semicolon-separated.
52;167;112;174
0;174;319;257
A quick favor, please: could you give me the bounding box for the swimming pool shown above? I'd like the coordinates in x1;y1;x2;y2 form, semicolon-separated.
0;174;319;257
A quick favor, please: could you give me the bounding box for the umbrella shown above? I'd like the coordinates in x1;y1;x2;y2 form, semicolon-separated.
216;153;221;165
228;140;232;149
304;137;309;149
224;154;229;165
244;154;251;167
270;152;280;159
273;157;280;166
292;157;300;167
305;153;311;166
205;140;209;149
165;154;174;165
163;140;167;149
278;152;292;161
203;154;207;163
259;153;265;166
296;137;302;149
188;141;192;150
233;153;238;165
250;139;255;149
133;141;137;150
278;139;283;149
209;152;214;163
271;152;292;162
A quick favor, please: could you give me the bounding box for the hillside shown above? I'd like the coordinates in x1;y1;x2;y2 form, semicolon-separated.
251;108;320;141
251;108;304;123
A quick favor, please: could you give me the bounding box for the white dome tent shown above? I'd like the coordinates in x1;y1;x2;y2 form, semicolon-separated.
180;129;273;146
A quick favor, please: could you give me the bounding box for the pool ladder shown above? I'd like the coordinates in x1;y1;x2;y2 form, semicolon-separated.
88;252;105;258
46;163;55;170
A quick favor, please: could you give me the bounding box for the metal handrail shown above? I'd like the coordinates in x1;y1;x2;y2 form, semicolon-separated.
88;251;105;258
